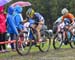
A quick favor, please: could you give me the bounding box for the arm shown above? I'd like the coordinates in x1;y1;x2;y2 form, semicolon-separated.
21;18;28;24
69;14;74;24
62;16;64;22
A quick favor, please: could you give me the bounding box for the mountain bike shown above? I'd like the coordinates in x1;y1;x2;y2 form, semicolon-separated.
53;24;75;49
16;25;51;55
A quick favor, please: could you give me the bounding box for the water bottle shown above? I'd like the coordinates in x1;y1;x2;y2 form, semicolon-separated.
67;31;71;40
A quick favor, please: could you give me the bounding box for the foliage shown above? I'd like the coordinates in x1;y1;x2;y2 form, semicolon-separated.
5;0;75;28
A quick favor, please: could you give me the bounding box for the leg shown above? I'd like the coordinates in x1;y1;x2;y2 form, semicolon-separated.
0;44;2;51
0;34;3;51
0;34;4;52
1;33;9;52
36;24;43;42
69;26;74;35
10;33;16;50
2;33;6;50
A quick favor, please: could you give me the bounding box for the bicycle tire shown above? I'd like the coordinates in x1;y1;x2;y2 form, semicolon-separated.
38;31;51;52
53;33;63;49
16;34;32;56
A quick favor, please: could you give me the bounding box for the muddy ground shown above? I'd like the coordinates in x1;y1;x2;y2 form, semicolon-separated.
0;48;75;60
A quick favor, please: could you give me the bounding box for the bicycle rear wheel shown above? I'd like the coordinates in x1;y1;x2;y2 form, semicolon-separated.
38;31;51;52
70;27;75;48
16;33;32;56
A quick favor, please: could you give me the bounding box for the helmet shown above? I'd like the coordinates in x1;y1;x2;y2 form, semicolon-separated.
61;8;69;15
26;8;35;18
0;6;4;13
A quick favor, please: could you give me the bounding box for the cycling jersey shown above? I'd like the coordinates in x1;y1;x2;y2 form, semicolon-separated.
33;12;45;23
62;13;74;23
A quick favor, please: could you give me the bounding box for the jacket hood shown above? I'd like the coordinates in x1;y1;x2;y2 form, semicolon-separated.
0;6;4;13
7;6;14;14
14;5;23;13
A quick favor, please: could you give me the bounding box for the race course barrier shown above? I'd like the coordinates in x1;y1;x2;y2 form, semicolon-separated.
0;40;22;44
0;40;16;44
0;39;35;45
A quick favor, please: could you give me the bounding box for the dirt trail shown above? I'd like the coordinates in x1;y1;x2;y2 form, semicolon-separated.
0;48;75;60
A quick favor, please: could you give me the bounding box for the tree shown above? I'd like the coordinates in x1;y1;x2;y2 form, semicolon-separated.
5;0;75;28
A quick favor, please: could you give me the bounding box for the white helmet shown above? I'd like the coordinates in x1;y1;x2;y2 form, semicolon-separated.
61;8;69;15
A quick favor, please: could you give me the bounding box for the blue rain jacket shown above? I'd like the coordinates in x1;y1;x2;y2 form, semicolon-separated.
7;6;18;35
14;5;24;31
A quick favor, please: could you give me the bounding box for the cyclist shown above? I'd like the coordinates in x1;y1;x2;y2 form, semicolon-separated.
54;16;62;24
26;8;45;45
61;8;75;44
61;8;74;24
53;16;63;33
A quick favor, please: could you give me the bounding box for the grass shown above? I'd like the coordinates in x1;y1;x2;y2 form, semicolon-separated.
0;39;75;60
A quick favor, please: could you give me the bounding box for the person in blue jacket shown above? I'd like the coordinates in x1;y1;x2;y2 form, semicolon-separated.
7;6;19;51
14;5;24;32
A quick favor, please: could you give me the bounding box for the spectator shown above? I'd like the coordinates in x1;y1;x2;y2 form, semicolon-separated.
7;6;18;51
0;6;8;53
14;5;24;32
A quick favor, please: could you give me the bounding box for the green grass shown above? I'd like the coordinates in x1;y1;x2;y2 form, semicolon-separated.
0;40;74;60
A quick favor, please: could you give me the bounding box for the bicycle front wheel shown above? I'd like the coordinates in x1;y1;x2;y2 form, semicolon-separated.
16;34;32;56
53;33;63;49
